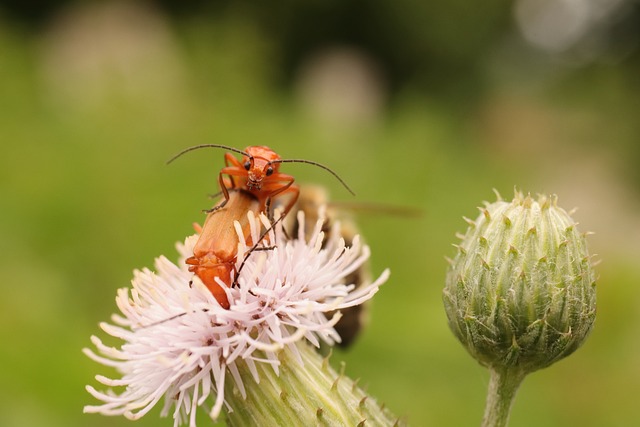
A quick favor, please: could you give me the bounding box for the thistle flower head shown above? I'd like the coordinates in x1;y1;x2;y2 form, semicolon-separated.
84;209;389;426
443;190;597;374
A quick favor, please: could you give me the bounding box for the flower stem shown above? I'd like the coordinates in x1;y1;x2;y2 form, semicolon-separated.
481;367;526;427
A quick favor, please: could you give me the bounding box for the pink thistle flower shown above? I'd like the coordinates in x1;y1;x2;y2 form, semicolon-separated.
84;208;389;426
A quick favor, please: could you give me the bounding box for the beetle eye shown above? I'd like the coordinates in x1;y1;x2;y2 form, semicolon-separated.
266;166;273;176
244;161;251;170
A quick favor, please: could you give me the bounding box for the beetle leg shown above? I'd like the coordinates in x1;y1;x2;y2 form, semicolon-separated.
263;173;299;219
204;171;232;213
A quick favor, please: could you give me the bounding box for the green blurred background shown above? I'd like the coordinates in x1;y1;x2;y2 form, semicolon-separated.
1;0;639;426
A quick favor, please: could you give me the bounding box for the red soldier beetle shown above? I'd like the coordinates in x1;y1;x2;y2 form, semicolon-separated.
167;145;353;310
139;193;278;327
186;189;260;309
167;144;354;219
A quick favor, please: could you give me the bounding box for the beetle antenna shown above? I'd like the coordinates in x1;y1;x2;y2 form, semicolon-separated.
270;159;355;196
137;310;201;329
166;144;250;165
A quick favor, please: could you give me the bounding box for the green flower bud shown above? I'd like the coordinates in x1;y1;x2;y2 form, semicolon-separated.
225;340;404;426
443;191;596;374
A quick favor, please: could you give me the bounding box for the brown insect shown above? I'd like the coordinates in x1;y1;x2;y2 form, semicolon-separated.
283;185;371;348
283;185;422;348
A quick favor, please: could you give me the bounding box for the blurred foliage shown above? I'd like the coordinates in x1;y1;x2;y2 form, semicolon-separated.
1;1;640;426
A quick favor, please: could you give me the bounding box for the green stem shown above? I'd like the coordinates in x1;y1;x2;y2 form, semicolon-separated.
481;367;527;427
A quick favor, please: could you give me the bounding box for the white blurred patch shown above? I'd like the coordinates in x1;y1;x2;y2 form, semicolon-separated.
294;47;386;127
514;0;629;56
39;1;187;111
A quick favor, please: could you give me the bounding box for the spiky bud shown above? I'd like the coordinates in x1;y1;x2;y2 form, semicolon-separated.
443;191;596;374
